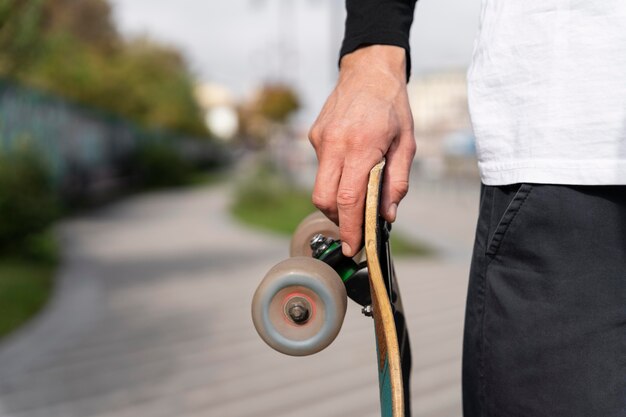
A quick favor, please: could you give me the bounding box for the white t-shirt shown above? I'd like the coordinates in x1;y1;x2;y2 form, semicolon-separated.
468;1;626;185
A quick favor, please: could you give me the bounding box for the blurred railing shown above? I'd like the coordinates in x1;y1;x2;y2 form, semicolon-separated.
0;78;226;201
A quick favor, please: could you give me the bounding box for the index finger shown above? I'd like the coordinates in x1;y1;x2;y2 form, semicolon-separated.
336;158;374;257
312;153;343;224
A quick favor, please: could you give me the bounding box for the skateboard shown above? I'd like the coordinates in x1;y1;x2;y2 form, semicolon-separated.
251;160;412;417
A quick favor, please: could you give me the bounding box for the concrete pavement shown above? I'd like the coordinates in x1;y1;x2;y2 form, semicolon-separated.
0;179;479;417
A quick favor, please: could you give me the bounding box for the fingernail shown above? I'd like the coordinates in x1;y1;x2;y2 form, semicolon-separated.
388;203;398;221
342;242;352;256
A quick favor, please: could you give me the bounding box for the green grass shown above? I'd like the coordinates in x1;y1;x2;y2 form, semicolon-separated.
0;232;58;339
231;165;434;257
232;186;315;235
188;169;229;187
389;232;434;257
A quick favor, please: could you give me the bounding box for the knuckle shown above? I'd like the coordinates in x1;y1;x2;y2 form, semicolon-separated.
325;123;367;145
311;193;333;212
336;189;360;208
319;127;382;158
346;146;384;167
321;127;346;145
308;125;321;146
393;180;410;199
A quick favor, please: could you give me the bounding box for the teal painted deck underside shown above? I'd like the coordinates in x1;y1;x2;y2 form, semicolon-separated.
376;343;393;417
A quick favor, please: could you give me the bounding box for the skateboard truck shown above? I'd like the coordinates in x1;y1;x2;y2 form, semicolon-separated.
310;233;332;258
309;233;372;307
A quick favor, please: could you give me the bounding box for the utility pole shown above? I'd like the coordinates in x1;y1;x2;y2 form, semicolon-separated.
251;0;297;83
277;0;297;83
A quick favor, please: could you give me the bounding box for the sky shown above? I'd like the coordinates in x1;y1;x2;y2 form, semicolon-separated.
110;0;482;126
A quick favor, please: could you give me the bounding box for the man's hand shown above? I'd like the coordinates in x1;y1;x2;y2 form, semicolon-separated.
309;45;416;257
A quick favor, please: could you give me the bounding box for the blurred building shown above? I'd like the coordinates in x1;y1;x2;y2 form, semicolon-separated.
195;83;239;141
408;70;478;179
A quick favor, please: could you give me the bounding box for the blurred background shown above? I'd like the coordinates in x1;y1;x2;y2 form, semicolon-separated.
0;1;481;416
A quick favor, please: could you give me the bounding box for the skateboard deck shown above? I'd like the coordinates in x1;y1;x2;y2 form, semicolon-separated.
365;160;411;417
251;160;411;417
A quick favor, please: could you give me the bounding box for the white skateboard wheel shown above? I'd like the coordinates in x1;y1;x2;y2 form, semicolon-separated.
251;257;347;356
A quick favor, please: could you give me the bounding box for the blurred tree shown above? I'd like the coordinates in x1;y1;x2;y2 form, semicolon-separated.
113;37;207;135
0;0;208;136
254;84;300;123
0;146;59;251
0;0;118;73
237;83;300;147
41;0;119;51
0;0;45;74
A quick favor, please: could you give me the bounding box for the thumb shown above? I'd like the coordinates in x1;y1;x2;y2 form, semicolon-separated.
381;133;416;223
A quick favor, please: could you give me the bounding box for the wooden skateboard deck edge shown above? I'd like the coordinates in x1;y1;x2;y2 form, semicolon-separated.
364;160;404;417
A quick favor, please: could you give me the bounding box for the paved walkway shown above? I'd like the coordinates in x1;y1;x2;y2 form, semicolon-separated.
0;179;479;417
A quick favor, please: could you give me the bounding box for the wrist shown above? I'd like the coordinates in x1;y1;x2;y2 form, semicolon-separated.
339;45;407;83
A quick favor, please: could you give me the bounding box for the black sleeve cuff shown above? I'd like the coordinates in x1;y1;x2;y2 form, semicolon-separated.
339;0;417;81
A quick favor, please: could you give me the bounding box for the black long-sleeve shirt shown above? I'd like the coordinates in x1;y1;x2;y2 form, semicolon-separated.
340;0;418;79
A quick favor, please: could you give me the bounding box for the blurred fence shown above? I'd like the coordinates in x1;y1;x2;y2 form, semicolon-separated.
0;78;226;201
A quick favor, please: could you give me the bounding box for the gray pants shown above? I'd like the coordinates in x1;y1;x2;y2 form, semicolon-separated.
462;184;626;417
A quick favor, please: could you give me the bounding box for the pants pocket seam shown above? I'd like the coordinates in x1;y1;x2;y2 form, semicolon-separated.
486;184;533;264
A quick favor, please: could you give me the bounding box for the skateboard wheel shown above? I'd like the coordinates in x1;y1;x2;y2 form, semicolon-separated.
251;257;347;356
290;211;340;257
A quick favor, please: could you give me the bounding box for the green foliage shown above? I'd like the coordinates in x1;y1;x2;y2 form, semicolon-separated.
110;38;207;135
23;35;206;135
0;0;45;74
0;146;58;338
1;0;208;136
134;142;194;188
19;230;58;263
0;252;56;338
0;148;60;252
41;0;119;50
